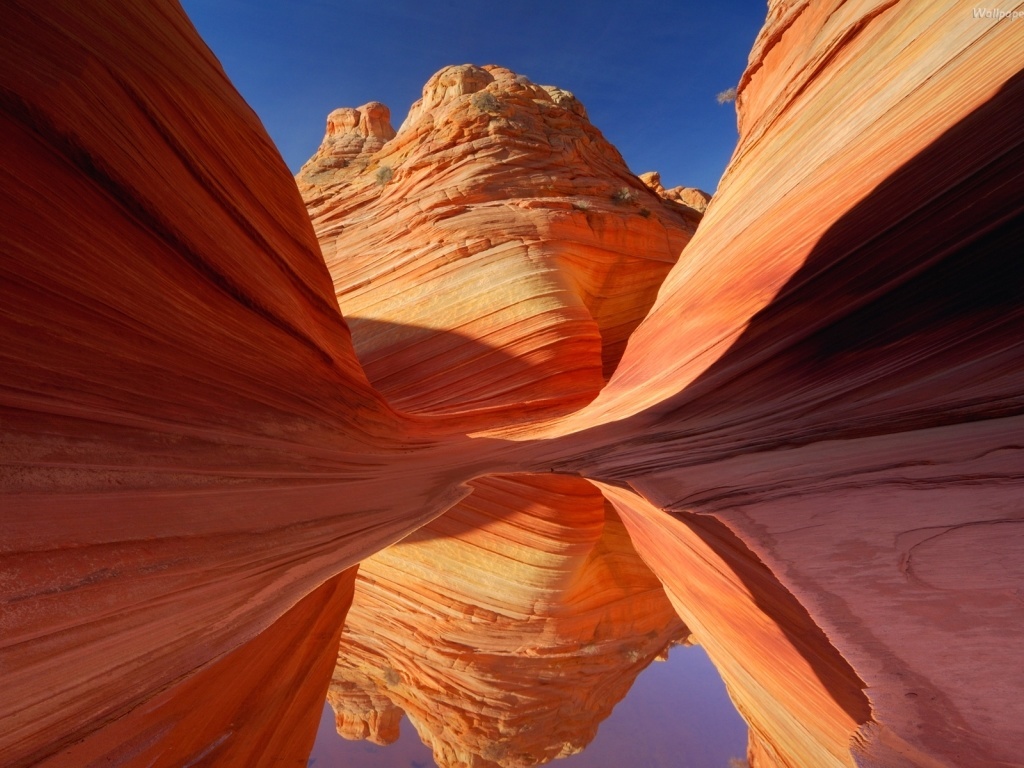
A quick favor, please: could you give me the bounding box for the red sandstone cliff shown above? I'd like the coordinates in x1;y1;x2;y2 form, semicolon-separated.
527;2;1024;765
2;1;1022;767
0;2;477;765
297;65;700;423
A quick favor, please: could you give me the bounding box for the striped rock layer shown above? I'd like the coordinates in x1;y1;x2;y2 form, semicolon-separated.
531;2;1024;766
327;474;686;768
297;64;700;423
1;1;1022;768
0;2;473;764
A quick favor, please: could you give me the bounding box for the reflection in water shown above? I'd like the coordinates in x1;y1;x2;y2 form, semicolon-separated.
556;643;749;768
310;707;434;767
323;474;691;767
310;644;748;767
600;484;871;768
307;475;875;767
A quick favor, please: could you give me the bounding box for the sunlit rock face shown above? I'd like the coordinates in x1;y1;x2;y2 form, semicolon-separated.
328;474;687;768
533;2;1024;766
638;171;711;214
297;64;700;422
34;569;358;768
600;485;868;768
2;0;1023;767
315;102;397;169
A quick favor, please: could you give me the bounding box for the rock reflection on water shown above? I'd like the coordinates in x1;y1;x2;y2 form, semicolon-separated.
310;643;748;767
321;474;694;767
313;474;874;768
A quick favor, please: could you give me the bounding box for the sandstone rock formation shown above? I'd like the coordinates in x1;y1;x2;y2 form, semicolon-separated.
0;2;480;764
638;171;711;213
529;1;1024;765
2;1;1022;768
314;102;397;171
37;569;358;767
297;64;700;423
600;483;868;767
327;474;687;767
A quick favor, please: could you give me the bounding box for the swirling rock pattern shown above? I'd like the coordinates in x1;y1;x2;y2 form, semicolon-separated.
0;2;474;764
533;1;1024;765
600;484;869;768
297;64;700;422
1;1;1022;767
35;569;358;768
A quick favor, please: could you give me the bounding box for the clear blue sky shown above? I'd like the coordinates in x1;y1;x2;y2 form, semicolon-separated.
180;0;766;193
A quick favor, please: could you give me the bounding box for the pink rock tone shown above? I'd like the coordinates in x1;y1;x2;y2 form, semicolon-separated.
600;484;868;768
327;474;687;768
528;2;1024;765
639;171;712;213
297;64;700;422
2;1;1022;767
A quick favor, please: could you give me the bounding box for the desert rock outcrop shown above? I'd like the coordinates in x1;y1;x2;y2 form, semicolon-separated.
533;1;1024;765
639;171;711;213
0;2;476;764
311;102;398;171
298;64;700;422
1;1;1022;767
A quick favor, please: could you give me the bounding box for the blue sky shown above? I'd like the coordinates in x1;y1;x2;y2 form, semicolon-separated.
180;0;766;193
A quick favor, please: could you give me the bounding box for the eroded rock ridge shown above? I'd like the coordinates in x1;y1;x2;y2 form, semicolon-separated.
2;2;1022;768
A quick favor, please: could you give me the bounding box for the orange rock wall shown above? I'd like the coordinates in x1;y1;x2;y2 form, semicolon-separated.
35;568;357;768
570;0;1024;427
532;2;1024;765
2;1;1022;767
600;484;867;768
0;2;472;764
298;65;699;422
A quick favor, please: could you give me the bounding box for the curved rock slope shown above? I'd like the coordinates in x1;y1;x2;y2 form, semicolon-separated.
558;0;1024;431
529;2;1024;766
3;1;1023;768
297;64;700;422
328;474;687;768
600;484;868;768
35;569;357;768
0;2;482;765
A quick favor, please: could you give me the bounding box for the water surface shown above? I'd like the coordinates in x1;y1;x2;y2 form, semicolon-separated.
308;643;747;767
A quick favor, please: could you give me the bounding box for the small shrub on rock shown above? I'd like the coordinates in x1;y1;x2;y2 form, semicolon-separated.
612;187;638;204
471;91;500;113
